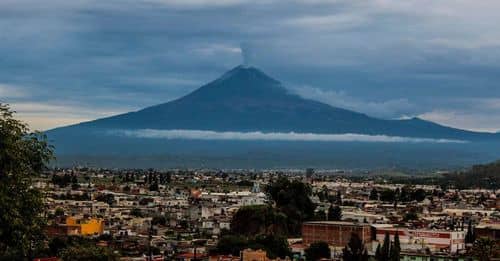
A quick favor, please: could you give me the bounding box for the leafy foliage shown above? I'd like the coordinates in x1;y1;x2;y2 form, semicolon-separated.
327;205;342;221
403;209;418;221
60;245;118;261
130;208;143;217
266;177;315;235
465;220;476;244
230;205;288;237
213;235;248;256
304;241;330;261
378;232;391;261
0;104;53;259
472;237;498;261
213;234;291;259
389;233;400;261
342;233;368;261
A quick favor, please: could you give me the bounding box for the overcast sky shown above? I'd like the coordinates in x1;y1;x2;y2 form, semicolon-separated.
1;0;500;132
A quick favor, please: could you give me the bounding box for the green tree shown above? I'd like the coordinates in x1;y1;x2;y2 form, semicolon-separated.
389;232;400;261
214;234;291;259
230;205;288;236
472;237;497;261
213;235;248;256
0;104;53;259
304;241;330;261
55;207;65;217
403;209;418;221
369;188;378;200
313;209;327;221
328;205;342;221
374;243;383;261
130;208;143;217
342;233;368;261
380;189;396;202
336;190;342;205
379;232;391;261
266;177;315;235
60;245;118;261
413;188;427;202
249;234;292;259
48;236;68;256
151;215;167;226
465;220;476;244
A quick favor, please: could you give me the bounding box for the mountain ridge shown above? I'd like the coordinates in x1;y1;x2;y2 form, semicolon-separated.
49;65;498;142
46;65;500;168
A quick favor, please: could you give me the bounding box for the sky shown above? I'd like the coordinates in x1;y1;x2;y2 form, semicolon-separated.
1;0;499;132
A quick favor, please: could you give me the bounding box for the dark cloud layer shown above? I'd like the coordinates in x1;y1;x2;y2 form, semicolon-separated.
1;0;500;131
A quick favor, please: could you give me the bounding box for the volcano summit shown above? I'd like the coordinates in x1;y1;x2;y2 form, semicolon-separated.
47;66;500;168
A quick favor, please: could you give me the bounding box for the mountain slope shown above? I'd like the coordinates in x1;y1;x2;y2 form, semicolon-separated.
50;65;497;141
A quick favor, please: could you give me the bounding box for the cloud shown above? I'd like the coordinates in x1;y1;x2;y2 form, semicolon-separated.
0;83;26;98
419;110;500;133
140;0;252;8
289;85;420;119
284;13;367;31
110;129;466;143
9;102;132;131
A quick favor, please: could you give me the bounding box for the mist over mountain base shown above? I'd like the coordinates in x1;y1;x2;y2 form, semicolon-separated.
51;137;499;170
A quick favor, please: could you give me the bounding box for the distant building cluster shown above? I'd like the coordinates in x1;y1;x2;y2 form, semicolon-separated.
34;167;499;260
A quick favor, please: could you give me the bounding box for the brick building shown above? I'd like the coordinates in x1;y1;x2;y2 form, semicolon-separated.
302;221;372;247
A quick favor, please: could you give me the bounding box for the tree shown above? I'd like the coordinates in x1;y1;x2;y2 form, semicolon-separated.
149;181;159;192
60;245;118;261
313;209;327;221
342;233;368;261
328;205;342;221
380;189;396;202
95;193;115;206
0;104;53;259
214;234;291;259
465;220;476;244
213;235;248;256
304;241;330;261
403;209;418;221
472;237;497;261
413;188;427;202
266;177;316;235
130;208;143;217
55;207;65;217
374;243;383;261
230;205;288;236
249;234;292;259
379;232;391;261
336;190;342;205
389;232;400;261
369;188;378;200
151;215;167;226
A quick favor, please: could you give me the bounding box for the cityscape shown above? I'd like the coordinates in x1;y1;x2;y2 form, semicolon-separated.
36;164;500;260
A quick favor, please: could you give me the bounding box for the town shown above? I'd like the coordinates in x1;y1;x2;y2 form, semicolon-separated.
33;165;499;260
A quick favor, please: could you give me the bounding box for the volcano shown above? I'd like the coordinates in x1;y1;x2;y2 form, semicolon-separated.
47;65;500;168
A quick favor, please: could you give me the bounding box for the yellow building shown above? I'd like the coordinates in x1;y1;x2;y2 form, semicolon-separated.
65;216;104;236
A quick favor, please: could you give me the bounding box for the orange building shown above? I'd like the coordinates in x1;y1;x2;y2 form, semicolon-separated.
65;216;104;236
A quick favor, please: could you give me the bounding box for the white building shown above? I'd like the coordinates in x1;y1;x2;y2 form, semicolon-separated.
375;227;466;253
